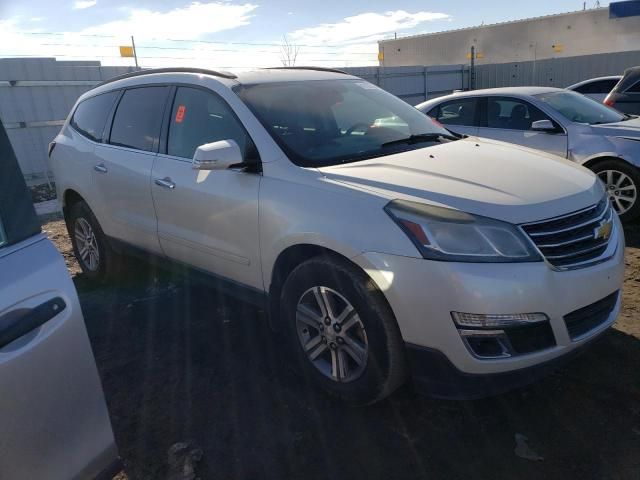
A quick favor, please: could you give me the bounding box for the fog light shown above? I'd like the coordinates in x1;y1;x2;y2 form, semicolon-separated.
459;330;511;358
451;312;548;329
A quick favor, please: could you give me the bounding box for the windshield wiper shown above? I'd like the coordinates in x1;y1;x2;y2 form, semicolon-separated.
381;132;459;149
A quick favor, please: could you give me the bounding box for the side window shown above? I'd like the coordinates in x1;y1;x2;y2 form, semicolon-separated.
627;80;640;93
576;80;619;94
70;91;118;142
109;86;169;152
486;97;549;131
435;98;477;127
167;87;253;159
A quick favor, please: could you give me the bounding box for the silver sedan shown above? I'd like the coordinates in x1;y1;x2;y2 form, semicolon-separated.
416;87;640;222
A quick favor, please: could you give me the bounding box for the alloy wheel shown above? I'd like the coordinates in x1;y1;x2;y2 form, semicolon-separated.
598;169;637;215
295;286;368;383
74;217;100;271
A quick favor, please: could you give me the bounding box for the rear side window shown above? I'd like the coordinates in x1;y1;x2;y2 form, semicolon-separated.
167;87;253;159
433;98;477;127
574;79;619;94
627;81;640;93
109;86;169;152
70;91;118;142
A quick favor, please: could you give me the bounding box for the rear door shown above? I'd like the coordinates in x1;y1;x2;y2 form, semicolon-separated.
93;85;171;253
425;97;479;136
0;119;118;479
476;96;568;157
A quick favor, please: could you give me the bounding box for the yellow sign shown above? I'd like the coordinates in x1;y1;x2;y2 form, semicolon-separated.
378;51;384;61
552;44;564;53
466;52;484;59
119;46;134;58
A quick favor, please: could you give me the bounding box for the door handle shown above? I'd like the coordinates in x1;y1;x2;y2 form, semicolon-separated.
155;177;176;190
0;297;66;349
94;164;108;173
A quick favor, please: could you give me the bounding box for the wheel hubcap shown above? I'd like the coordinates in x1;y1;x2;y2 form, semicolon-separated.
598;169;637;215
74;217;100;271
295;286;368;383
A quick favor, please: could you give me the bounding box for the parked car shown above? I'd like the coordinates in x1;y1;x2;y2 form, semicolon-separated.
50;68;624;404
417;87;640;222
566;75;622;103
0;118;119;479
604;66;640;115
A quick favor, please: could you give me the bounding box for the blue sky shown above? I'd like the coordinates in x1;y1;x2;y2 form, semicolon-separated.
0;0;612;69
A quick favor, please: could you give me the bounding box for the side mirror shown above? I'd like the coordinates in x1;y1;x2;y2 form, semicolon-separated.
531;119;557;132
192;139;243;171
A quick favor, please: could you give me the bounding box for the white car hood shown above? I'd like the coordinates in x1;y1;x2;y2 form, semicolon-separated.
318;137;604;224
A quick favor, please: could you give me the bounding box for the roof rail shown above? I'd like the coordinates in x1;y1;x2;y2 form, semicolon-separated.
266;66;349;75
96;67;237;87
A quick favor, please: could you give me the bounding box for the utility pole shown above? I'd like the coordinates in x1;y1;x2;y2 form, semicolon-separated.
131;35;139;69
470;45;476;90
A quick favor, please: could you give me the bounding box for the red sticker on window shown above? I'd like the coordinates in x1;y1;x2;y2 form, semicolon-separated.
175;105;186;123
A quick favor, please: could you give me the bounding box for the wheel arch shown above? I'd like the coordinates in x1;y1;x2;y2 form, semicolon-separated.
581;155;628;171
267;244;390;332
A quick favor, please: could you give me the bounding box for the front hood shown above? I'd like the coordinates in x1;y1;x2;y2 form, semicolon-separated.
318;138;604;224
590;117;640;139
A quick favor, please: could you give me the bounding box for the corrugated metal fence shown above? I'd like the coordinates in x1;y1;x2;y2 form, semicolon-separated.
474;49;640;89
343;64;470;105
0;58;136;184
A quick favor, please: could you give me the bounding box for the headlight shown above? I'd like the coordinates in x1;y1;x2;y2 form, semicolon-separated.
384;200;541;262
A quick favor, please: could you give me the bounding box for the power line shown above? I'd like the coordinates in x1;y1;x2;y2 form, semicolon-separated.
19;31;373;49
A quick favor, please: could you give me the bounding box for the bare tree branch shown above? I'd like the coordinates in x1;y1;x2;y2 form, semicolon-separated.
280;35;300;66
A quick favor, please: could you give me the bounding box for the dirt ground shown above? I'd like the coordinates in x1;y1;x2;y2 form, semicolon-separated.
42;217;640;480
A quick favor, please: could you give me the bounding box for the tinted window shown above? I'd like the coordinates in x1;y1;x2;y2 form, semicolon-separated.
434;98;477;127
575;79;619;94
110;87;168;152
536;91;624;125
485;97;549;130
71;91;118;142
0;119;40;248
627;81;640;93
168;87;252;159
237;79;452;167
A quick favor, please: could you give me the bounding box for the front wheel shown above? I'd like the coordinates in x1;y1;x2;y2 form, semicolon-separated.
591;160;640;223
280;255;407;404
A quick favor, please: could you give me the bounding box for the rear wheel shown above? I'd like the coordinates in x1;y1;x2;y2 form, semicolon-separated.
280;255;406;404
67;201;120;280
591;160;640;223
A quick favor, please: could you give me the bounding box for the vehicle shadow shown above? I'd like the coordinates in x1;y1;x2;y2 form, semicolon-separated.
80;275;640;480
623;224;640;248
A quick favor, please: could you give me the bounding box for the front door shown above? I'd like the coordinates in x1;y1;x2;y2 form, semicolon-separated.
151;86;263;289
93;86;171;254
427;97;479;137
0;119;118;479
477;96;568;158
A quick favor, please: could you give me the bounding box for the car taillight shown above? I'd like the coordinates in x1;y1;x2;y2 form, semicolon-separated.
603;95;615;107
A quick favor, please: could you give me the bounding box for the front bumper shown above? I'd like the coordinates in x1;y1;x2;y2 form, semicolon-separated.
352;216;625;387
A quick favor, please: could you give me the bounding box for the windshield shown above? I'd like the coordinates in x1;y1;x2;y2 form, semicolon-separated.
236;79;453;167
535;91;625;125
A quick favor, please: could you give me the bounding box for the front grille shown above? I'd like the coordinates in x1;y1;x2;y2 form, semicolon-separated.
521;198;615;269
564;291;619;340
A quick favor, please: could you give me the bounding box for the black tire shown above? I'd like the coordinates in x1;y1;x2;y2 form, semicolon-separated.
66;201;120;281
590;159;640;223
280;255;407;404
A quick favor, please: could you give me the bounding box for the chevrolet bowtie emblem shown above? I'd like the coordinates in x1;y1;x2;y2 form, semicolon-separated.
594;220;613;241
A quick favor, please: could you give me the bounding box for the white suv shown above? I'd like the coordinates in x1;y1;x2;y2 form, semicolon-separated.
50;67;625;404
